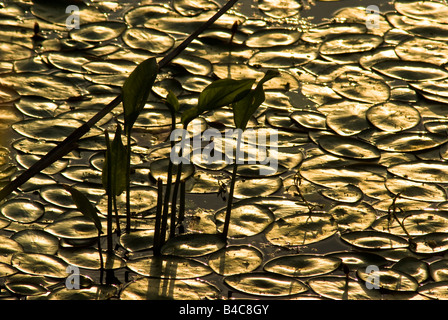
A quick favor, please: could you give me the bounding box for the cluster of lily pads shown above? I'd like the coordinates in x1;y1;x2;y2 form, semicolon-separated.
2;0;448;300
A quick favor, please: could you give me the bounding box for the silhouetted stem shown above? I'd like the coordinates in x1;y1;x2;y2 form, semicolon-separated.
178;180;186;233
170;162;183;238
153;178;164;256
125;134;132;233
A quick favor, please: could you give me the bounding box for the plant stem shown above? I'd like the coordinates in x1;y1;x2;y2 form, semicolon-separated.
170;162;183;238
178;180;186;234
222;131;242;239
125;134;132;233
112;194;121;235
160;160;173;248
153;178;164;256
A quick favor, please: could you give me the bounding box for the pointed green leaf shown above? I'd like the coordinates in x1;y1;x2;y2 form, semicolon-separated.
122;57;158;136
181;78;255;126
165;90;180;114
233;70;279;130
62;184;103;233
102;126;127;196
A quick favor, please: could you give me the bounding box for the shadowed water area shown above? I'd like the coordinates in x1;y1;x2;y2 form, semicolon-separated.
1;0;448;300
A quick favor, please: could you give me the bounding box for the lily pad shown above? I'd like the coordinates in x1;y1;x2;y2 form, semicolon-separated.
122;27;175;54
224;272;308;297
121;278;220;300
11;230;59;255
233;177;282;199
11;252;68;278
357;267;419;292
0;198;45;224
215;204;275;238
208;245;263;276
386;178;446;203
429;259;448;282
328;251;388;270
319;34;383;55
48;285;117;300
119;229;154;252
372;60;448;81
318;135;380;160
307;276;382;300
375;132;448;152
410;232;448;254
418;281;448;300
161;234;226;257
245;28;301;48
367;102;421;132
126;255;212;279
70;21;126;42
264;254;341;277
265;213;338;247
320;184;363;203
392;257;429;284
45;216;105;240
388;161;448;183
58;247;125;270
328;203;376;232
341;231;409;250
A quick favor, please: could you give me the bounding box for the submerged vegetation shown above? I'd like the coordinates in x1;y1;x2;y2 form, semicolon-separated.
2;0;448;300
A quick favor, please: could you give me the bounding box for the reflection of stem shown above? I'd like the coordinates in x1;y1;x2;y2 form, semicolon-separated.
125;135;132;233
153;178;164;256
222;132;242;239
113;195;121;235
293;171;315;213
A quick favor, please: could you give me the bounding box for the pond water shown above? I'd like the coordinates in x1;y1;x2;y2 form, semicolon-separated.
1;0;448;300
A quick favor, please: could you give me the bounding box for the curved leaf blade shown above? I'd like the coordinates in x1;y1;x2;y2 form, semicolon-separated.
122;57;158;136
62;184;103;233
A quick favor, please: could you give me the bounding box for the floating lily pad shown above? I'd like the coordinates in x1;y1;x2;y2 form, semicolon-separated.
161;234;226;257
290;110;327;130
307;276;381;300
341;231;409;250
319;34;383;55
149;158;195;183
232;177;282;199
249;45;317;68
208;245;263;276
82;60;136;75
318;135;380;160
329;203;376;232
5;278;49;296
126;255;212;279
395;0;448;24
264;254;341;277
47;285;117;300
366;102;421;132
0;73;83;100
119;229;154;252
392;257;429;284
11;252;68;278
122;27;175;54
31;0;105;26
224;272;308;297
357;267;418;292
0;235;22;264
70;21;126;42
12;118;102;142
58;247;125;270
215;204;275;238
0;198;45;224
418;281;448;300
172;53;212;76
0;262;17;278
0;41;33;61
245;28;301;48
302;22;366;43
328;251;388;270
386;178;446;202
395;37;448;65
96;187;158;216
320;184;363;203
372;60;448;81
11;230;59;255
388;161;448;183
324;100;371;136
410;232;448;254
121;278;220;300
187;171;230;193
258;0;302;18
429;259;448;282
265;213;338;247
45;216;105;240
375;132;448;152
